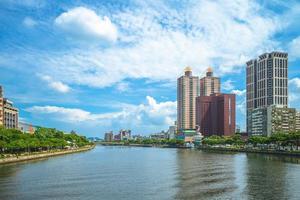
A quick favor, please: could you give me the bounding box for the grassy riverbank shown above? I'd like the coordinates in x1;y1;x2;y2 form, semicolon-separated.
0;145;95;164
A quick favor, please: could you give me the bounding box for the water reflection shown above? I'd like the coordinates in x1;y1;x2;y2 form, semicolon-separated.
174;150;244;199
245;153;287;200
0;147;300;200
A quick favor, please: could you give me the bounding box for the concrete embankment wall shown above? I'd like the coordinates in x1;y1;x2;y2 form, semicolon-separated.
0;145;95;165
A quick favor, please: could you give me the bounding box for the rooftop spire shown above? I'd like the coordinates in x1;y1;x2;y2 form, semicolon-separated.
206;67;213;77
184;66;192;76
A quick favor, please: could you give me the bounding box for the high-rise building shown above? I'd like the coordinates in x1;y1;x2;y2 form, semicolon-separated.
246;52;288;134
200;67;220;96
177;67;199;131
196;93;236;136
104;131;114;142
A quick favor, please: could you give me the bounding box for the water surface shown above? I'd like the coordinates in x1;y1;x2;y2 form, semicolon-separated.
1;145;300;200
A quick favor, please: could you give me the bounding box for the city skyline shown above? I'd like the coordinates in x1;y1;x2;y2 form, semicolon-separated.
1;0;300;137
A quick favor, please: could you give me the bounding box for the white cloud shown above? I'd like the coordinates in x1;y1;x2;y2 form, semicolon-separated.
6;0;282;89
223;80;235;91
237;100;246;115
231;89;246;96
54;7;118;42
288;36;300;60
289;78;300;109
25;96;177;130
289;77;300;89
40;75;70;93
116;82;130;92
23;17;37;27
47;0;278;87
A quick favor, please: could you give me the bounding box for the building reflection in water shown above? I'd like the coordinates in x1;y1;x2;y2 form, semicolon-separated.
245;153;300;200
174;150;245;200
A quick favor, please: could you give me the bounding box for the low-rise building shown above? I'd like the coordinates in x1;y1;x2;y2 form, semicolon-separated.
248;106;298;136
18;122;37;134
0;86;19;129
3;98;18;129
296;111;300;131
150;131;168;140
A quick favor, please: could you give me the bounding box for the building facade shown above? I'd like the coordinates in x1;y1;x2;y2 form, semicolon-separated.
200;67;220;96
246;52;288;135
296;111;300;131
18;122;37;134
104;131;114;142
196;93;236;136
3;99;19;129
167;125;176;139
248;106;299;136
177;67;200;131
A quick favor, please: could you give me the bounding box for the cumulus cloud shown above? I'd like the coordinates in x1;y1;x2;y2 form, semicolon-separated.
54;7;118;42
231;89;246;96
288;36;300;60
223;80;235;91
25;96;177;128
40;75;70;93
6;0;282;89
116;81;130;92
289;77;300;89
23;17;37;27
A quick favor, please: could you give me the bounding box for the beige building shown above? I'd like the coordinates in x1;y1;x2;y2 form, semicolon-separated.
248;106;299;136
3;99;18;129
0;86;18;129
296;111;300;131
200;67;220;96
177;67;199;130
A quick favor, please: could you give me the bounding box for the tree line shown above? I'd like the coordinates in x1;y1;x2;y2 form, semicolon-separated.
0;126;91;155
202;132;300;150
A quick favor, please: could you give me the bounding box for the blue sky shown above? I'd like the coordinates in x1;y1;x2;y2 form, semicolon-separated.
1;0;300;137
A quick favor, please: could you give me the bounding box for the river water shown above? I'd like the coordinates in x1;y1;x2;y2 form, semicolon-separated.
1;145;300;200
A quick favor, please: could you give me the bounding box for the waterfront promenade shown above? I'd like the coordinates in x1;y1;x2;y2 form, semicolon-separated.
0;145;95;164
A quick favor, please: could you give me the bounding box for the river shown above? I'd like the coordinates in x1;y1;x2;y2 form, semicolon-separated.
1;145;300;200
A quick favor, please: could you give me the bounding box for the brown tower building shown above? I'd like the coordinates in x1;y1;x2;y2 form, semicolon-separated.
200;67;220;96
177;67;199;131
196;93;236;136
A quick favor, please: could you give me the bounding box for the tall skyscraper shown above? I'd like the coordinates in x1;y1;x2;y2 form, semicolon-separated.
177;67;199;131
200;67;220;96
196;93;236;136
246;51;288;135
